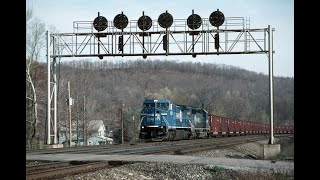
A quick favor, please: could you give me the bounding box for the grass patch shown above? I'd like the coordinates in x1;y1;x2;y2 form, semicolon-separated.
209;166;225;172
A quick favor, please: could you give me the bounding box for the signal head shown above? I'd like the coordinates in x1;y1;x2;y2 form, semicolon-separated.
187;14;202;30
209;9;225;27
138;15;152;31
158;12;173;28
93;15;108;31
114;13;129;30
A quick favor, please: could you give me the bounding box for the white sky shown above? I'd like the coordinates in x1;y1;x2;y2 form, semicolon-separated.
27;0;294;77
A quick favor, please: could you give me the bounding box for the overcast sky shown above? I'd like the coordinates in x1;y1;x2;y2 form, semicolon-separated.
27;0;294;77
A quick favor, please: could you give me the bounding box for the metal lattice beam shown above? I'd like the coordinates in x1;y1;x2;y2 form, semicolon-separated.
49;18;267;58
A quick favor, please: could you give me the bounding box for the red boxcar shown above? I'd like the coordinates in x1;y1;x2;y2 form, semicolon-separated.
209;115;221;136
255;123;258;134
279;126;284;133
221;116;228;136
260;123;264;134
246;120;252;134
257;123;261;134
257;123;262;134
250;122;255;134
209;115;293;138
234;119;241;135
239;120;245;135
274;125;278;134
227;118;235;136
251;122;255;134
288;126;293;133
266;124;270;133
285;126;290;134
262;124;267;134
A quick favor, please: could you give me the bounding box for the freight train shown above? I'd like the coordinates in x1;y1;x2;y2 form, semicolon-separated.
139;99;294;141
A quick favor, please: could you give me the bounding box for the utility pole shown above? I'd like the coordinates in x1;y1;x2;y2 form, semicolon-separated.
83;95;86;146
76;109;79;146
119;99;124;144
67;81;72;147
133;115;135;142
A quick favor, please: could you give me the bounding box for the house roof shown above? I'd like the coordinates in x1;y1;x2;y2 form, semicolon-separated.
87;120;105;131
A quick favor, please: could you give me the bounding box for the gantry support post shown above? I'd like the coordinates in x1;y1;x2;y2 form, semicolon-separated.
268;25;274;145
46;31;51;144
53;56;57;144
46;31;58;145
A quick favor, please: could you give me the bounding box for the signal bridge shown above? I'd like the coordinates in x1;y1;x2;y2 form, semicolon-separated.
49;13;268;59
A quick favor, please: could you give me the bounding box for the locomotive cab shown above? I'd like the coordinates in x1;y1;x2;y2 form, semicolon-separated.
139;99;173;140
139;99;210;141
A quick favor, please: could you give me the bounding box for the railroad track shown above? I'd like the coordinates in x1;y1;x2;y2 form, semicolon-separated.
26;161;115;180
138;135;268;155
27;135;273;156
26;140;168;155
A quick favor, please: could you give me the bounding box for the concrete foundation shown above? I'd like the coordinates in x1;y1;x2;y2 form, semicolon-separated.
263;144;281;160
42;144;64;149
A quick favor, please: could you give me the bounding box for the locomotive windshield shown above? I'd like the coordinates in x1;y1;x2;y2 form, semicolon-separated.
143;102;169;110
143;103;155;108
158;103;169;110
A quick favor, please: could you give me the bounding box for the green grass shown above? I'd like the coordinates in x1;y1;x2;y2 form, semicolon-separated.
209;166;225;172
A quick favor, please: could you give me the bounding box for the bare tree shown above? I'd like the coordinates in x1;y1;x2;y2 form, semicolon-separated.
66;63;96;145
26;8;45;149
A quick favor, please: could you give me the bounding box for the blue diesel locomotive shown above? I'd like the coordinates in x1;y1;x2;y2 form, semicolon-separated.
139;99;209;141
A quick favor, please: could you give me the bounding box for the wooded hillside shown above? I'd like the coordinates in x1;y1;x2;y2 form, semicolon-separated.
31;59;293;144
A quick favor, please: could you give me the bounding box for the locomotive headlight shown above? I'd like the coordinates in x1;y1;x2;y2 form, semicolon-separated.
160;126;163;129
141;126;144;129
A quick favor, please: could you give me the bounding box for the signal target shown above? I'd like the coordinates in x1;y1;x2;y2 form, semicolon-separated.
209;10;225;27
114;13;129;30
187;14;202;30
158;12;173;28
138;15;152;31
93;16;108;31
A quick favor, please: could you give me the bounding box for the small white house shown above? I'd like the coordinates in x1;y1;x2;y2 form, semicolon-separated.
59;120;113;146
86;120;113;145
